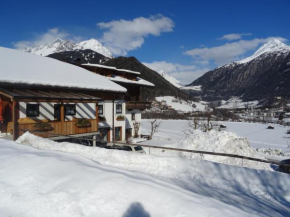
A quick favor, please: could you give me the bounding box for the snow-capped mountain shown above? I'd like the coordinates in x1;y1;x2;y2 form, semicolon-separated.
188;39;290;101
158;70;184;88
237;39;290;64
23;39;113;58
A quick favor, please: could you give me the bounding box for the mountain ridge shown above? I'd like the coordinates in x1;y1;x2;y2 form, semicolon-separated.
188;39;290;101
102;57;191;101
23;38;113;58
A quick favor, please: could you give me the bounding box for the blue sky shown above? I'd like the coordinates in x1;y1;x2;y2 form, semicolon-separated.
1;0;290;84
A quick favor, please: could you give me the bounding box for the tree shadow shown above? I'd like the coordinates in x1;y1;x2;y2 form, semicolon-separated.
122;202;151;217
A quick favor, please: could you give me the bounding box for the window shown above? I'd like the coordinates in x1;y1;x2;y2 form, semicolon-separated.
54;104;61;121
116;104;122;114
98;105;103;115
65;104;76;115
27;104;40;117
132;113;135;121
114;127;122;141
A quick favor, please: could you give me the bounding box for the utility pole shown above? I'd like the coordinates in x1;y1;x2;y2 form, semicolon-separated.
112;95;115;146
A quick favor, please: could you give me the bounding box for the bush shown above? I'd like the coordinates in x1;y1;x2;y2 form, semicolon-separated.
116;115;125;121
98;116;106;121
33;122;53;131
75;118;91;127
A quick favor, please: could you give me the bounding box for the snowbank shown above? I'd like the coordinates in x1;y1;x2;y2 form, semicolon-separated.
141;120;271;170
178;130;270;170
14;133;290;216
1;138;248;217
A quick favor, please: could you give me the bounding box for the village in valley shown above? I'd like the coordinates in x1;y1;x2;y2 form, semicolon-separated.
0;1;290;217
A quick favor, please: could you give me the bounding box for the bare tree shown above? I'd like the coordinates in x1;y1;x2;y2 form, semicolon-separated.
184;115;220;136
233;99;238;111
149;120;161;140
133;122;141;138
184;116;201;136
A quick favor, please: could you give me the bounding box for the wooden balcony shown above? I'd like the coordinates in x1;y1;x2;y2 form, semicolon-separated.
18;119;98;138
126;101;152;111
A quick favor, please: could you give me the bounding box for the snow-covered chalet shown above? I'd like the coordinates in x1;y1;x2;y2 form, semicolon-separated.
0;47;129;142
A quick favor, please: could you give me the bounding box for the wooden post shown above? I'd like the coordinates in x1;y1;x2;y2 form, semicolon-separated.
95;102;99;132
12;100;19;141
60;103;65;135
112;96;115;145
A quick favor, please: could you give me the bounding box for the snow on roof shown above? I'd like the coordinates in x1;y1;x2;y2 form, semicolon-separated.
117;69;140;75
82;63;117;70
108;75;154;87
0;47;126;93
82;63;140;75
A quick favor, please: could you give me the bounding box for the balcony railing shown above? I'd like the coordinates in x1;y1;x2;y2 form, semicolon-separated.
18;119;98;138
126;101;152;111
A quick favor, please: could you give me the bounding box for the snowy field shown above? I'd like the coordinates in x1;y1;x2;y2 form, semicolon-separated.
1;133;290;216
218;97;259;109
155;96;208;112
141;120;290;163
142;120;290;149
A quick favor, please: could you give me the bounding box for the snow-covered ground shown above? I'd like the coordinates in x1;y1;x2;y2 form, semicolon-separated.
1;133;289;216
142;120;290;149
141;120;290;162
156;96;208;112
180;85;202;91
218;97;260;109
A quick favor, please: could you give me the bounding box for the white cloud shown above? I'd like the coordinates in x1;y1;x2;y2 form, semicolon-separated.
184;37;287;65
143;61;209;84
97;15;174;56
143;61;196;73
14;28;72;49
218;33;252;41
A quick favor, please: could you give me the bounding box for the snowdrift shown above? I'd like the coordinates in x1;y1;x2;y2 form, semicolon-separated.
2;138;252;217
178;130;270;170
14;132;290;217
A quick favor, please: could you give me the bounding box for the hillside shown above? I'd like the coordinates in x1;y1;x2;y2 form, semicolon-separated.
103;57;191;100
48;49;109;65
188;39;290;101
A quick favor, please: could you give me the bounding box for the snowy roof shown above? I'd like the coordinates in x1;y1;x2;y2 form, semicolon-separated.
82;63;140;75
108;75;155;87
0;47;126;93
82;63;117;70
117;69;140;75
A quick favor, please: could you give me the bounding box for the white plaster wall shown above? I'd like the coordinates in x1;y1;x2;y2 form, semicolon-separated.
99;100;126;141
19;102;96;121
126;109;142;137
